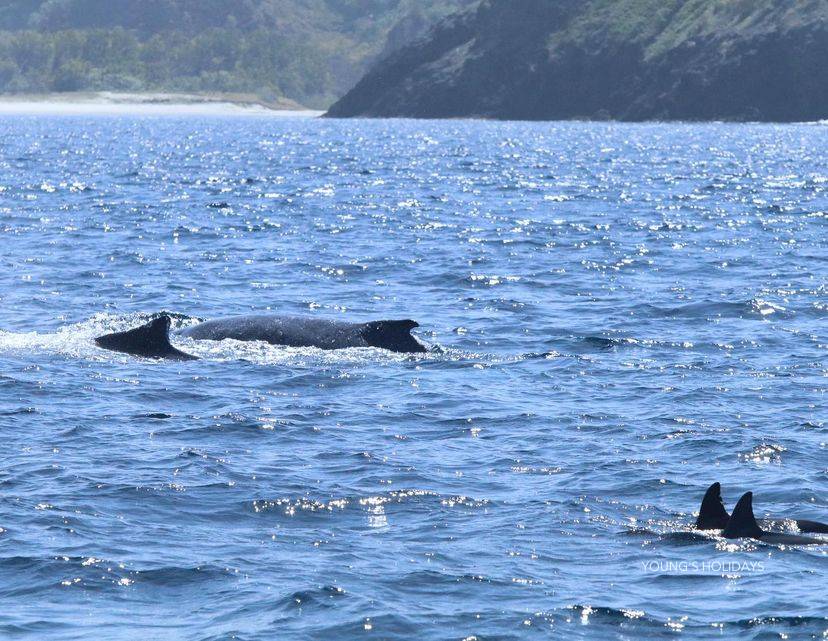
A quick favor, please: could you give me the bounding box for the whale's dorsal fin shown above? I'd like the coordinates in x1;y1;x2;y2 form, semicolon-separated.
95;315;197;360
696;482;730;530
362;319;426;353
722;492;764;539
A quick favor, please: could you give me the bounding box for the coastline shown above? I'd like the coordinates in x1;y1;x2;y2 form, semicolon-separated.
0;91;324;117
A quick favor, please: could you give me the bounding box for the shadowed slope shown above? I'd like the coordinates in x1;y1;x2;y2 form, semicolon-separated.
327;0;828;122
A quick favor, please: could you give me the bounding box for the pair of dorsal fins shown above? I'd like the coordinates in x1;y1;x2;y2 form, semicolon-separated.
697;483;828;539
697;482;765;537
696;482;762;537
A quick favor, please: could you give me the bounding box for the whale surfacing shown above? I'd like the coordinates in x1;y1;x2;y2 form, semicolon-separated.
723;492;821;545
95;314;426;359
695;482;828;536
95;316;197;361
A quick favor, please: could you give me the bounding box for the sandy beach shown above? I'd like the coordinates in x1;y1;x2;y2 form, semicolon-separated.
0;91;323;116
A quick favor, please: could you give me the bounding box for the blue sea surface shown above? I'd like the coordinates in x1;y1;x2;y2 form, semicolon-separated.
0;115;826;640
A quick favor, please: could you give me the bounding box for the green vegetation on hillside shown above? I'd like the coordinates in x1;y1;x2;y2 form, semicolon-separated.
0;0;475;107
0;28;331;104
328;0;828;122
550;0;821;60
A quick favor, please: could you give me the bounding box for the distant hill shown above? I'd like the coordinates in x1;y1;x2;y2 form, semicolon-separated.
0;0;474;108
327;0;828;121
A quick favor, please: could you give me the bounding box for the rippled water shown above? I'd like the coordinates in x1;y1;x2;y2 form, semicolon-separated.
0;115;826;640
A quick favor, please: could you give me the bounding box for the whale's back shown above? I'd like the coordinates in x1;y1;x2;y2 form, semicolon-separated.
177;315;425;353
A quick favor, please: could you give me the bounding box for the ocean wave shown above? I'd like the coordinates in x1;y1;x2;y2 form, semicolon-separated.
274;585;347;611
639;298;789;320
251;489;491;518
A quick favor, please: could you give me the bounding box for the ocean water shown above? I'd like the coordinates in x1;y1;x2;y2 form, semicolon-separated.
0;115;826;640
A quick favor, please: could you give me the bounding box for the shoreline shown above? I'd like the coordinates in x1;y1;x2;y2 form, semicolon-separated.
0;91;324;117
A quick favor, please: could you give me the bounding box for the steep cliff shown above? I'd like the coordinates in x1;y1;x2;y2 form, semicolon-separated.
327;0;828;121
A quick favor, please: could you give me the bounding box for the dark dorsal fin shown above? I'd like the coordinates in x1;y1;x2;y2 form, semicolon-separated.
722;492;764;539
362;319;426;353
95;315;197;360
696;482;730;530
